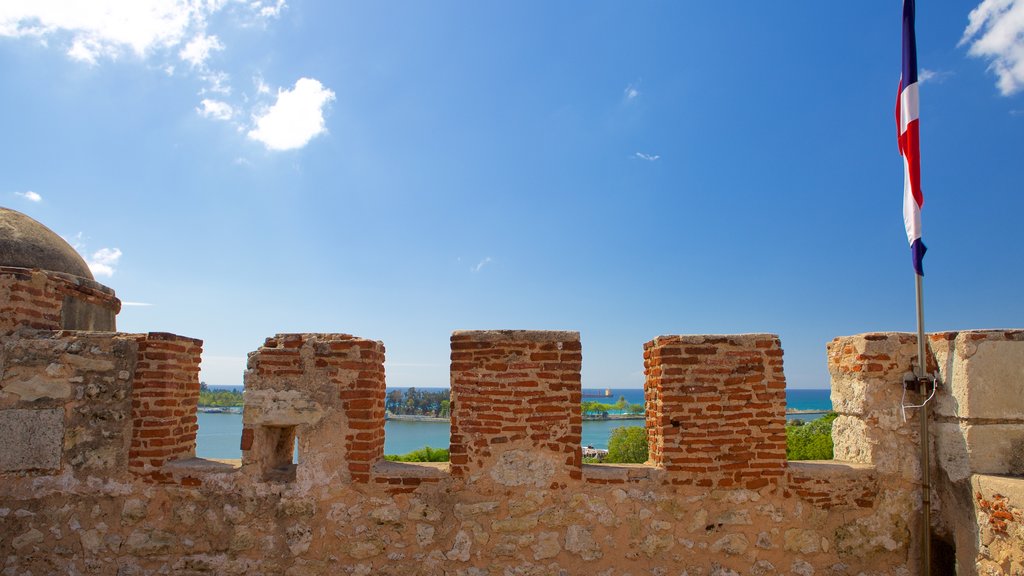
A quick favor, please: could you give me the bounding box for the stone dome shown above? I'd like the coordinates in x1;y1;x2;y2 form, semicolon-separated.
0;207;94;280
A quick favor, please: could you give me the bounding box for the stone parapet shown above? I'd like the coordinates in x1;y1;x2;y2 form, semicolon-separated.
827;332;924;481
242;333;387;485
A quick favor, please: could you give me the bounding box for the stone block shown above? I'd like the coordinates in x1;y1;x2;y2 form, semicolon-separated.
944;338;1024;421
0;408;63;472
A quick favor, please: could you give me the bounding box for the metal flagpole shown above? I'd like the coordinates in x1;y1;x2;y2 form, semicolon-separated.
915;273;931;575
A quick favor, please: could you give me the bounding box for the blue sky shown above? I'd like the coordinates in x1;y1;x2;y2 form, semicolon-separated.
2;1;1022;389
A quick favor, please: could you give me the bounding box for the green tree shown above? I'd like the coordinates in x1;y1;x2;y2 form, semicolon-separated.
605;426;648;464
786;412;837;460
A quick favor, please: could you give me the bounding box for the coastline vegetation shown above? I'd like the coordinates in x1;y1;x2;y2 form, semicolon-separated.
581;396;644;417
198;382;243;407
786;412;837;460
384;446;450;462
385;388;450;417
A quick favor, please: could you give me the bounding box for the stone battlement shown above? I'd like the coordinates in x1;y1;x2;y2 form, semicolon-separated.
0;270;1022;574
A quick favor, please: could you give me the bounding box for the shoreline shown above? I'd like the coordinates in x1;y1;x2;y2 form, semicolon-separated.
382;410;831;423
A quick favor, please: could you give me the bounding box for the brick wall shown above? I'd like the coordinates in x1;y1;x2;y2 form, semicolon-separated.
785;461;878;510
449;330;582;483
0;268;63;332
242;334;386;484
0;267;120;333
644;334;787;489
129;332;202;482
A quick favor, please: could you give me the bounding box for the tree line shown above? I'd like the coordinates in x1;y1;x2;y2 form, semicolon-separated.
386;388;450;417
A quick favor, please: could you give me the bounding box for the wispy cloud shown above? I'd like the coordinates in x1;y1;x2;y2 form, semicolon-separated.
87;247;122;277
472;257;493;273
961;0;1024;95
634;152;660;162
121;301;153;307
197;98;234;121
624;82;640;101
14;190;42;202
248;77;335;151
919;68;953;84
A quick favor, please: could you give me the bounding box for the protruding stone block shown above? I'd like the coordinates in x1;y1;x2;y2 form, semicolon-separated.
0;408;63;472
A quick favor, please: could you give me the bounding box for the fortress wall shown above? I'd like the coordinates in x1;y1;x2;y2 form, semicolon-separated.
0;267;120;333
0;329;932;575
449;330;582;483
128;332;203;482
644;334;787;489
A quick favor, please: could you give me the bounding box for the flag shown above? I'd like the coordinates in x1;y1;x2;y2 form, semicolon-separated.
897;0;925;276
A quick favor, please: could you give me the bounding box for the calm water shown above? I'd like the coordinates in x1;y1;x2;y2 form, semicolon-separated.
196;388;831;459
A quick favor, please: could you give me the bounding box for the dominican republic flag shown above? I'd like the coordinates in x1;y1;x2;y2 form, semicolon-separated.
897;0;925;276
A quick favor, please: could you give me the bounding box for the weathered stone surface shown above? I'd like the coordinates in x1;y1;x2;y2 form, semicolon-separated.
1;374;73;401
710;533;748;556
446;530;472;562
489;450;556;488
784;528;820;554
0;408;63;471
243;389;326;427
531;531;560;560
935;338;1024;421
564;525;601;560
124;529;176;556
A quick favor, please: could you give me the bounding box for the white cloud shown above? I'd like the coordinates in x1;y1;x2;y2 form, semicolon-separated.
121;301;153;307
179;33;223;68
247;77;335;151
0;0;197;63
14;190;42;202
0;0;285;118
472;257;493;273
87;247;122;277
0;1;286;62
961;0;1024;95
624;83;640;101
634;152;660;162
197;98;234;120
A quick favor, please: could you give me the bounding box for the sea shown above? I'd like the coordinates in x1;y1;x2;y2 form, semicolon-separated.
196;387;832;460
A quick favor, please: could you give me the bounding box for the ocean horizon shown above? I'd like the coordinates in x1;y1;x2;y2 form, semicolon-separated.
196;387;831;460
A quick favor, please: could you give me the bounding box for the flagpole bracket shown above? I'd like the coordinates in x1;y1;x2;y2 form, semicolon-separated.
903;372;935;394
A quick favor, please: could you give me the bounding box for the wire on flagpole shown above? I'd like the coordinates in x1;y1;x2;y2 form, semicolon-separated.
900;374;936;423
